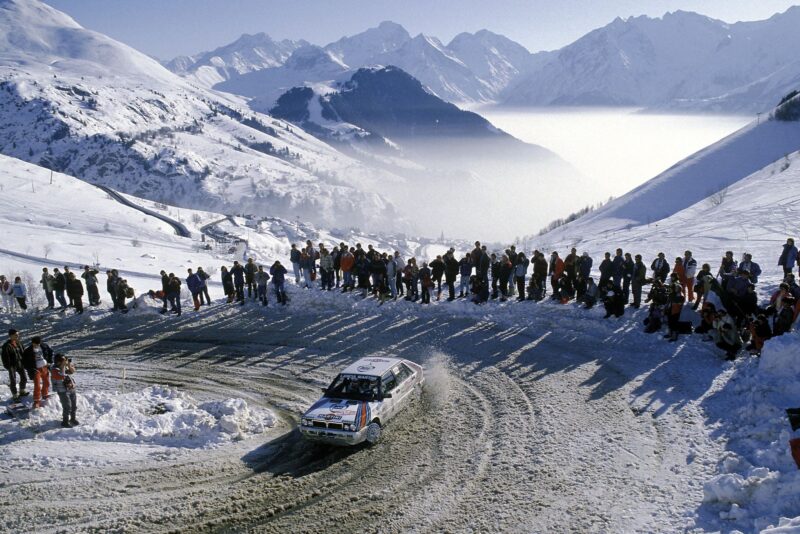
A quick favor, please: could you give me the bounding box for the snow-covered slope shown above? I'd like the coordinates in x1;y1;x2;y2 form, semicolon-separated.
504;7;800;112
163;33;308;87
0;0;408;233
0;153;465;302
537;110;800;239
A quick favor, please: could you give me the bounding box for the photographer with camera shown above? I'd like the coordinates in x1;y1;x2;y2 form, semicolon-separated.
50;353;78;428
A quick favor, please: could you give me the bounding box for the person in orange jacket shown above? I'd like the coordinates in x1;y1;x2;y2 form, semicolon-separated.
340;248;355;291
549;252;564;296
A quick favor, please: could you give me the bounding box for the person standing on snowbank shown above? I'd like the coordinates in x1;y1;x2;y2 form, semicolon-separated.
231;261;245;304
66;272;84;314
0;276;12;312
778;238;798;277
22;336;52;408
11;277;27;311
255;265;270;306
244;258;257;300
51;353;78;428
186;269;203;311
2;329;27;401
196;267;211;306
270;261;288;305
52;269;67;309
82;266;101;306
40;268;55;309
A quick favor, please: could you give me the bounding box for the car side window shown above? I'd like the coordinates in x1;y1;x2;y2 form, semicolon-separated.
381;371;397;395
397;363;413;383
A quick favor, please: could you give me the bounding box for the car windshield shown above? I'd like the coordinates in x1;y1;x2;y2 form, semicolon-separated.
325;374;380;401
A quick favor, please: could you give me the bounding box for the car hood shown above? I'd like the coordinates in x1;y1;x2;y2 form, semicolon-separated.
304;397;377;429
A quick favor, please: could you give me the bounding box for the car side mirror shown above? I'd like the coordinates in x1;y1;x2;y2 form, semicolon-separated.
382;393;393;399
321;388;328;394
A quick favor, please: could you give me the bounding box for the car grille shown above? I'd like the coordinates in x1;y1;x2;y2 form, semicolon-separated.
311;420;346;430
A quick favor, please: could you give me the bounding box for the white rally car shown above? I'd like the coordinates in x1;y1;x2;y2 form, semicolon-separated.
299;357;424;446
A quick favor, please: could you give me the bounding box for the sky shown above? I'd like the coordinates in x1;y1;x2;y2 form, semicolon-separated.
45;0;799;60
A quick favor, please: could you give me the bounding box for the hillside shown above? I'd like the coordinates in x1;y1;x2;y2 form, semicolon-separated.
0;0;408;233
0;153;455;295
535;104;800;241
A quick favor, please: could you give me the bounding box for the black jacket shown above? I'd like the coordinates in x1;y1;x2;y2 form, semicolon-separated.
53;272;66;292
430;259;445;279
444;256;459;281
67;278;84;299
22;342;53;376
1;340;24;370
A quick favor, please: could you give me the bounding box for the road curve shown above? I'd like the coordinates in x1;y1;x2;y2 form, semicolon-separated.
0;299;716;533
93;184;191;238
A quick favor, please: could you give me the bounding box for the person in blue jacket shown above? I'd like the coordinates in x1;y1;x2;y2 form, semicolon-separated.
778;238;797;277
186;268;203;311
270;261;288;305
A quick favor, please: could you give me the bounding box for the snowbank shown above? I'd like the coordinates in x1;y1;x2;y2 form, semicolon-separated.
24;385;276;447
702;331;800;531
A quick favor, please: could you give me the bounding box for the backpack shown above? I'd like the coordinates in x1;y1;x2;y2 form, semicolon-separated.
422;272;433;288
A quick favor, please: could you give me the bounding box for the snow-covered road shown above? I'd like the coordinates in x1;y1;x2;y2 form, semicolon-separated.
0;295;726;533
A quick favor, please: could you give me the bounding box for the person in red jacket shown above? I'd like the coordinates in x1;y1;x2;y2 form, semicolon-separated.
549;252;564;296
340;248;355;291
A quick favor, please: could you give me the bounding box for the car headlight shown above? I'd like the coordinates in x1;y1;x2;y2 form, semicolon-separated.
301;418;311;426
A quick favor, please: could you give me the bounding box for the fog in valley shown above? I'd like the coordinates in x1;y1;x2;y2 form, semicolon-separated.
473;106;753;202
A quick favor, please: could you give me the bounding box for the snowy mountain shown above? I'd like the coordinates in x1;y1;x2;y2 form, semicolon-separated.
163;33;308;87
324;21;411;68
170;22;533;106
503;8;800;112
446;30;537;98
0;0;408;233
269;66;507;142
215;44;351;111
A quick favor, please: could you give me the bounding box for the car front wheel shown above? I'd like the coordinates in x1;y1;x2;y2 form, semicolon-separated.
365;422;381;444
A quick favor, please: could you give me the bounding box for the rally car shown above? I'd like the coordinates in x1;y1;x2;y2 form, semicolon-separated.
299;357;424;446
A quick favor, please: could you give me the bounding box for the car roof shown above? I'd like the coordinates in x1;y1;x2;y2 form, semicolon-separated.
340;357;404;377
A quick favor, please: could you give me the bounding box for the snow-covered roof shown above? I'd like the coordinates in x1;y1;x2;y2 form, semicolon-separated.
340;357;403;377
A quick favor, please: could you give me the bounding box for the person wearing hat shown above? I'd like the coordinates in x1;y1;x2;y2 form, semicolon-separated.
1;329;27;401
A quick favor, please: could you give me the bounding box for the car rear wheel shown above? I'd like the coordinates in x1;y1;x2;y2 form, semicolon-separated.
365;422;382;444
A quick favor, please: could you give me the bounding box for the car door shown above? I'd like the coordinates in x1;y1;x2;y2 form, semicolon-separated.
380;370;398;420
390;364;414;412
